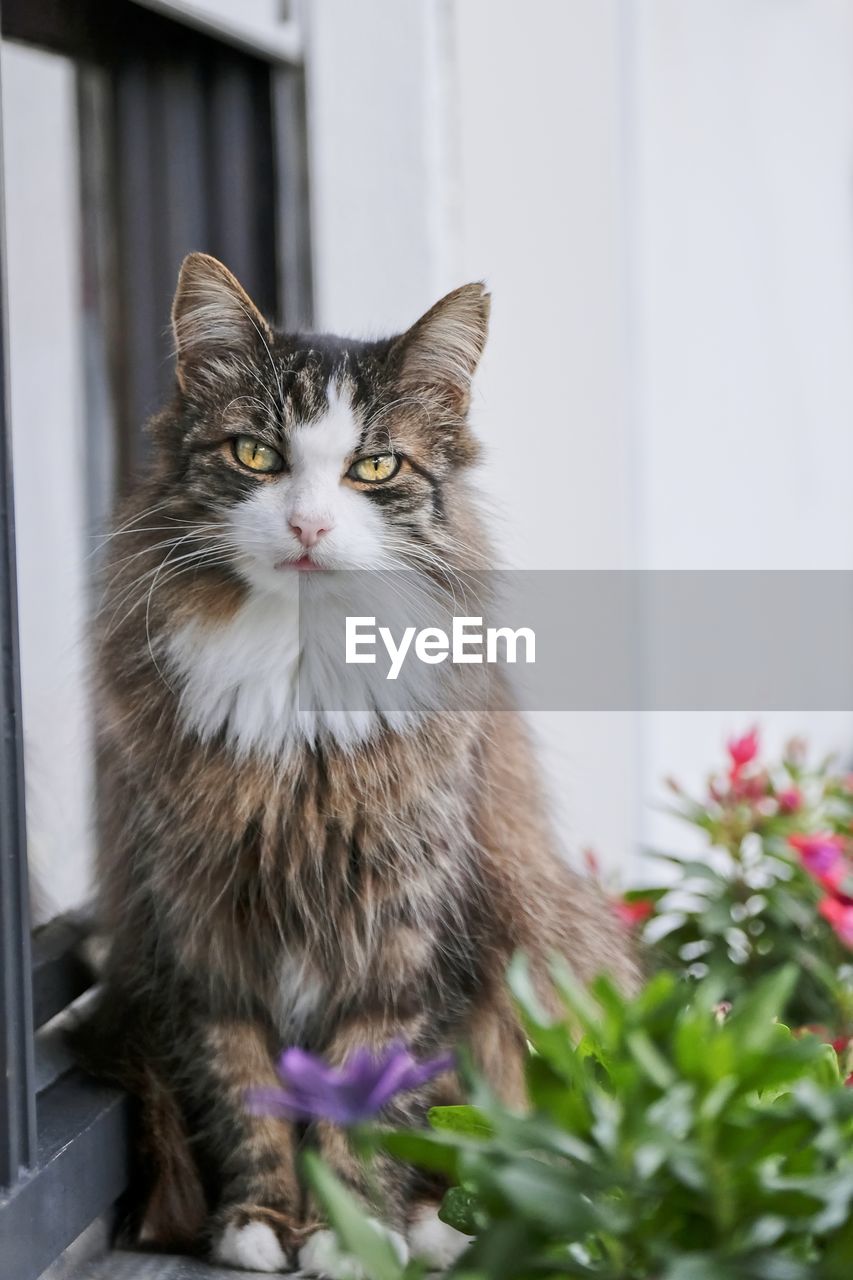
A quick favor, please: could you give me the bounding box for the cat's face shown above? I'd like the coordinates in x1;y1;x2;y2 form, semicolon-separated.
160;253;490;596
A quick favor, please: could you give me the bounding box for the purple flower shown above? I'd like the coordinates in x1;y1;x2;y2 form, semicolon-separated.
247;1041;455;1126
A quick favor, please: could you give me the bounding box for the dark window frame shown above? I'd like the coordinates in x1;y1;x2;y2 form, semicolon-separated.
0;3;312;1275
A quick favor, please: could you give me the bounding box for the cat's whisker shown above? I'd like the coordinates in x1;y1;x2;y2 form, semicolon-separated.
101;527;226;579
220;392;272;419
100;539;236;639
88;500;180;556
232;299;286;416
97;537;222;621
377;537;476;613
229;355;283;422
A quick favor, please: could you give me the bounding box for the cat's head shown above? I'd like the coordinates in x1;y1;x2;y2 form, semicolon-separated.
156;252;491;595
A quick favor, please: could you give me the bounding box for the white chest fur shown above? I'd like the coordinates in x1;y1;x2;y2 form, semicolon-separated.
163;585;379;756
163;534;470;759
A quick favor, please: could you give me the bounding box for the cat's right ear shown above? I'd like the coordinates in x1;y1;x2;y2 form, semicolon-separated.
391;282;491;415
171;252;272;393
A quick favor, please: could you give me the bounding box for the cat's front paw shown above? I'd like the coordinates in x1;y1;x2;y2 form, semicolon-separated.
408;1204;472;1270
212;1206;300;1273
298;1224;409;1279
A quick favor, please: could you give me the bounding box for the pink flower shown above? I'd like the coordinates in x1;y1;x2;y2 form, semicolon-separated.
727;728;759;773
788;832;845;878
776;787;802;815
818;895;853;948
614;897;654;927
582;847;601;879
818;859;853;904
729;769;769;803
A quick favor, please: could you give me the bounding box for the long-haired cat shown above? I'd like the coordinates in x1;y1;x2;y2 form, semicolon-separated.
87;253;639;1275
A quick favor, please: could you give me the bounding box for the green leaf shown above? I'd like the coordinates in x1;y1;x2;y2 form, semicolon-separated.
649;855;729;883
378;1129;465;1178
506;951;552;1025
438;1185;481;1236
661;1257;741;1280
428;1105;494;1139
476;1155;600;1234
548;954;608;1046
524;1054;592;1134
302;1152;406;1280
626;1029;677;1089
724;965;799;1052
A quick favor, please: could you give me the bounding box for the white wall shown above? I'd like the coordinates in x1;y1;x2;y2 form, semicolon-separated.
631;0;853;857
3;44;96;921
306;0;642;871
305;0;454;332
305;0;853;880
448;0;640;870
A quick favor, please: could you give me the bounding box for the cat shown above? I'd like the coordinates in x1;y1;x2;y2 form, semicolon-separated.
85;253;640;1276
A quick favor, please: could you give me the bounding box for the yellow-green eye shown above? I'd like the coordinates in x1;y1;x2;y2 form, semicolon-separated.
348;453;400;483
232;436;284;474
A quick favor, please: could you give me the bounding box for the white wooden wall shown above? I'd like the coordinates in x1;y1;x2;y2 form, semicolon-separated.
306;0;853;877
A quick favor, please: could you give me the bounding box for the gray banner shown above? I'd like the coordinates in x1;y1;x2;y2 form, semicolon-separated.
296;570;853;712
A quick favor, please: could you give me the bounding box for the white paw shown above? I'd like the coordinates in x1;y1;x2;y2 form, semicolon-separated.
213;1220;289;1273
298;1223;409;1279
408;1205;472;1270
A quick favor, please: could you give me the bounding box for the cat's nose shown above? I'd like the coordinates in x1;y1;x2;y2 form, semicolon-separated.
289;515;333;548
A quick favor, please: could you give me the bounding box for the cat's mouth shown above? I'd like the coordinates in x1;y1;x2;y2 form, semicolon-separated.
275;555;328;573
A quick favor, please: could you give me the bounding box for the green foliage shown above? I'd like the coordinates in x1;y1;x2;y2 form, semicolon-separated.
633;736;853;1036
369;968;853;1279
308;735;853;1277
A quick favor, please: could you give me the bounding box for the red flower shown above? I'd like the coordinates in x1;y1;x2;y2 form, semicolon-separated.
796;1023;830;1039
727;728;759;773
776;787;802;815
614;897;653;927
819;895;853;948
846;1073;853;1088
789;832;845;878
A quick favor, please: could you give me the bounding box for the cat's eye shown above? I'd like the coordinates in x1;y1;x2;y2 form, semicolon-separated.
232;436;284;474
348;453;400;483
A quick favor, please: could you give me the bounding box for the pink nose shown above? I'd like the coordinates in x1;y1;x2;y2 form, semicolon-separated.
289;516;333;548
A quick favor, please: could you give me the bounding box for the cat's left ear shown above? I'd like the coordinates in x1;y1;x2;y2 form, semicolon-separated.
392;283;490;414
171;252;272;392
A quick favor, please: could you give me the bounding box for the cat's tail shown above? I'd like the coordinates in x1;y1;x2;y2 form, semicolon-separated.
70;989;208;1251
133;1061;208;1250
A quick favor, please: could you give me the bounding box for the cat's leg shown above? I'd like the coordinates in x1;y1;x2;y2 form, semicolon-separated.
297;1020;431;1279
405;994;520;1273
197;1019;304;1273
297;1115;412;1279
